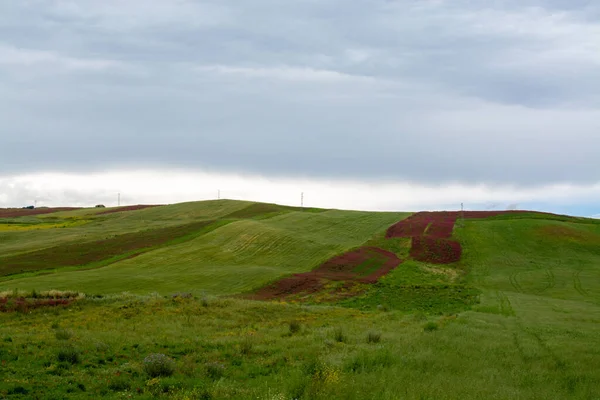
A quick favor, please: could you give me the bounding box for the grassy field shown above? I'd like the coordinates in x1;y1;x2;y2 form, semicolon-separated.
1;201;600;399
0;201;409;295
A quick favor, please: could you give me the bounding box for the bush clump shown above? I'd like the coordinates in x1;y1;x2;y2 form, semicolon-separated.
333;327;347;343
289;320;301;334
55;329;73;341
57;345;80;364
423;321;439;332
143;353;176;377
205;362;225;380
366;331;382;344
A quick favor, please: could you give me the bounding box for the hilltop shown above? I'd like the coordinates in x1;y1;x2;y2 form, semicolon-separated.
1;200;600;399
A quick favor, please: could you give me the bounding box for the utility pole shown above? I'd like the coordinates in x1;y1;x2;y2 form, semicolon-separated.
218;189;220;200
460;202;465;227
301;192;304;208
118;193;120;207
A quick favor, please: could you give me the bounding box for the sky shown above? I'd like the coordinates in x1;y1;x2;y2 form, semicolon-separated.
1;1;599;215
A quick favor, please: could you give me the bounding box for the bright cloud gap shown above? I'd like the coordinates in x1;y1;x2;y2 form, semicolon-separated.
1;169;599;217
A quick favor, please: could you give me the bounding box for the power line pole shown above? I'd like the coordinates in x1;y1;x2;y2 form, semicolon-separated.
118;193;120;207
301;192;304;208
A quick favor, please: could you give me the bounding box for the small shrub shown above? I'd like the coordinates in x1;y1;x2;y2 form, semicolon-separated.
333;327;347;343
344;349;394;373
366;331;382;344
201;297;210;307
7;386;29;395
289;320;301;334
95;341;110;352
303;359;340;384
57;346;80;364
143;353;175;378
205;362;225;380
55;329;73;341
377;304;390;312
159;377;183;394
108;376;131;392
240;337;253;355
423;321;439;332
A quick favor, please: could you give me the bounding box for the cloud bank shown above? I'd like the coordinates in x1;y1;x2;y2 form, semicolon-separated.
1;1;599;212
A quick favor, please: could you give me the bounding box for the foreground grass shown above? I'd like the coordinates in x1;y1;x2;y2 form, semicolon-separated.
1;293;599;399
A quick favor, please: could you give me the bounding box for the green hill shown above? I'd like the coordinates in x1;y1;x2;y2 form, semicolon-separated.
1;201;600;399
0;200;409;294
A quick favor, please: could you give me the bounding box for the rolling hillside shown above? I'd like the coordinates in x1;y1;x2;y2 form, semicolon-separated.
0;201;409;295
1;201;600;399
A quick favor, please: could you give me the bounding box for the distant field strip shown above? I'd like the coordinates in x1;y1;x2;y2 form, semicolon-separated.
0;220;219;276
0;200;251;258
0;207;82;218
0;208;408;295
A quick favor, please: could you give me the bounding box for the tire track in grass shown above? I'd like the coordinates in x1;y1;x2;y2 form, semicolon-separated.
520;322;567;370
497;291;515;316
508;270;523;293
573;268;588;296
542;267;556;293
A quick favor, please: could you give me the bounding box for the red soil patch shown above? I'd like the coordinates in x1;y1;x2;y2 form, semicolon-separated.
251;209;556;301
387;210;544;264
96;205;162;215
0;297;73;313
537;225;600;244
410;236;462;264
0;207;81;218
249;247;402;300
0;220;215;276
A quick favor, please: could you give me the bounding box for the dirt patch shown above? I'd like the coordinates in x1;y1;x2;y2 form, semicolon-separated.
0;220;216;276
0;297;74;313
386;210;542;264
537;225;600;244
420;265;460;280
248;247;402;301
95;205;162;215
0;208;82;219
410;236;462;264
250;209;555;302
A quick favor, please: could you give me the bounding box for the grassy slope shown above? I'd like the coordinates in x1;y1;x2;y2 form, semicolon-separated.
455;217;600;303
0;203;409;295
0;200;252;258
1;207;600;398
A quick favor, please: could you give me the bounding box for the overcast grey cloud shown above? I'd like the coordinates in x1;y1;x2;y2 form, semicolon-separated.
1;0;600;187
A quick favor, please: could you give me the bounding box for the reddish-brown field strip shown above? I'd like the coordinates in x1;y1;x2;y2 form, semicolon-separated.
0;207;82;218
95;205;162;215
249;247;402;300
410;236;462;264
386;210;549;264
0;297;73;313
0;220;215;276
